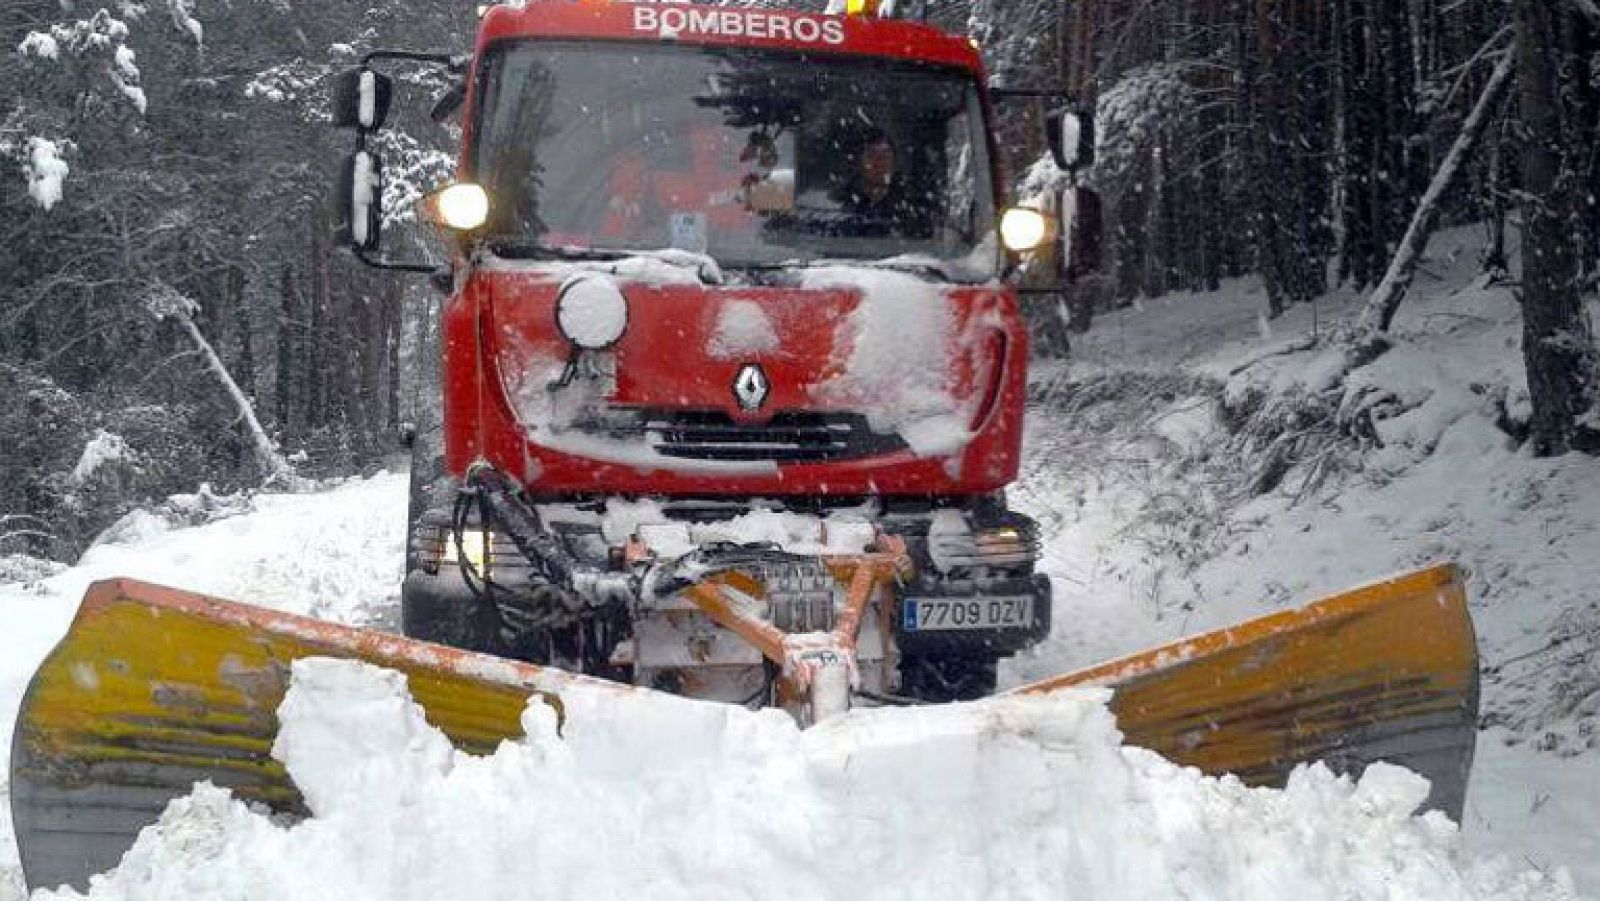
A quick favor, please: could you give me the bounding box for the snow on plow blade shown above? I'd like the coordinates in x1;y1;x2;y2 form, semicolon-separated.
11;567;1477;892
8;578;624;893
1015;563;1478;819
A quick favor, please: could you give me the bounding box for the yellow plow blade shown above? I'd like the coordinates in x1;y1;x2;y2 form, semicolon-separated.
8;578;630;893
11;567;1478;892
1015;563;1479;817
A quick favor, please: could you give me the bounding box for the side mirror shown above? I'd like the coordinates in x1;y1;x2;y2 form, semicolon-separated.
430;81;467;123
332;67;394;130
335;150;384;253
1047;108;1095;174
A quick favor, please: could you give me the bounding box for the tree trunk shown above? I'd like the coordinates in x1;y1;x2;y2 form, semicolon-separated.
276;261;297;438
1515;0;1600;455
228;264;255;405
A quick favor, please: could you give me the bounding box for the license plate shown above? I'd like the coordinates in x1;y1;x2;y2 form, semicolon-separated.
903;596;1034;632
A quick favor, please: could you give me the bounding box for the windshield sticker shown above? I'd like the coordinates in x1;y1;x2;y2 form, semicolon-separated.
669;212;709;253
632;7;846;45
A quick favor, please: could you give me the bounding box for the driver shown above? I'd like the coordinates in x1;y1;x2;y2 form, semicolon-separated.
839;128;928;238
846;129;901;221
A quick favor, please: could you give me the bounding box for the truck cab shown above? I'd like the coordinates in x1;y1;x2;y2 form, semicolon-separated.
336;0;1084;714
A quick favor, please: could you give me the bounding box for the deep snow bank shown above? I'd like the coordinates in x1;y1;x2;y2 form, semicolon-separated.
41;660;1583;901
0;473;408;900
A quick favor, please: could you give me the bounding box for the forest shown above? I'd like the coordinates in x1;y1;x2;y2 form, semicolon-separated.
2;0;1597;561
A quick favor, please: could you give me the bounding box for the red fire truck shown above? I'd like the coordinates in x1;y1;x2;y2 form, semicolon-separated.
334;0;1088;719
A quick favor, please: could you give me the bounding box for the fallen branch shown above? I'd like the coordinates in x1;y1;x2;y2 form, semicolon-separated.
146;283;302;489
1350;49;1517;345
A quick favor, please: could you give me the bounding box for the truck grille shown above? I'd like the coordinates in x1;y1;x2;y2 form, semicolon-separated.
629;410;907;463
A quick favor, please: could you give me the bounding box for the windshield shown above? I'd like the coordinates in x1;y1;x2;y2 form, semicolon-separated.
471;41;998;277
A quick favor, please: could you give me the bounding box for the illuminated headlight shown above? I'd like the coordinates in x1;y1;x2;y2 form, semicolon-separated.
1000;207;1050;253
435;182;490;231
556;273;629;349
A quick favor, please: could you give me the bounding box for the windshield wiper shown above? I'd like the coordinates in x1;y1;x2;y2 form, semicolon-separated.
484;239;634;262
807;257;989;285
484;240;725;285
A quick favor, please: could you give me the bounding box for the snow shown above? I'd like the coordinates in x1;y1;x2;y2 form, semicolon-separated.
22;660;1584;901
351;151;375;245
358;69;376;128
1007;226;1600;891
600;499;874;558
707;299;779;359
110;44;146;114
68;430;128;485
164;0;203;45
555;273;629;348
23;139;69;211
17;33;59;60
0;473;409;898
897;412;972;457
483;251;719;287
801;266;958;434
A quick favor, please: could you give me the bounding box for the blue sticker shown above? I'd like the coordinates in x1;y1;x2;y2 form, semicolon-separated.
902;600;918;632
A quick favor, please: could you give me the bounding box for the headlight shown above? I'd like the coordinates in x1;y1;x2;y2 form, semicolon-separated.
1000;207;1050;253
556;272;629;349
434;182;490;231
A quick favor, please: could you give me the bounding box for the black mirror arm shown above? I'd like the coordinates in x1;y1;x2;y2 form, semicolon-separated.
360;50;469;75
353;247;442;274
988;87;1070;101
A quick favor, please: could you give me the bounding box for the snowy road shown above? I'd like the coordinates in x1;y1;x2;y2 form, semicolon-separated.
0;466;1594;898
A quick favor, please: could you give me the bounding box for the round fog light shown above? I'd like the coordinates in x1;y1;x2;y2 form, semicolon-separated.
556;273;629;349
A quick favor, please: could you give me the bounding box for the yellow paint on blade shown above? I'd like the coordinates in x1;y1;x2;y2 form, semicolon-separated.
15;580;573;806
1015;564;1479;811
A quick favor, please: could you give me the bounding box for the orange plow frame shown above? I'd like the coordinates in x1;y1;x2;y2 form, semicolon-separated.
680;536;910;719
10;564;1477;892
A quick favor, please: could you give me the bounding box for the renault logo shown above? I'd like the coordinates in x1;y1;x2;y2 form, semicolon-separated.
733;363;769;410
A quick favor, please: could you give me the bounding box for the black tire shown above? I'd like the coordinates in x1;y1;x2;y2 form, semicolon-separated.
400;429;499;652
401;575;499;652
898;655;999;703
403;427;446;575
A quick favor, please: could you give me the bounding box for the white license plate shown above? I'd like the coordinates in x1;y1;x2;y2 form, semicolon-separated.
903;596;1034;632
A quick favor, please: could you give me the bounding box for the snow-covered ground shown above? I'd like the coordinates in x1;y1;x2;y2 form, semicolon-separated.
1003;226;1600;889
3;226;1597;898
28;660;1586;901
0;475;407;901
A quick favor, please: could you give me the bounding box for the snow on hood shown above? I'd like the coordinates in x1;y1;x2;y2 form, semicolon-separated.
37;658;1585;901
707;299;779;360
801;266;961;437
479;248;721;286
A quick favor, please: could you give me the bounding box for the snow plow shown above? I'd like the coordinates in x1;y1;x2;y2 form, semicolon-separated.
10;0;1481;890
12;567;1477;891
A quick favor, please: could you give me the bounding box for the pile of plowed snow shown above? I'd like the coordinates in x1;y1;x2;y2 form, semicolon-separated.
39;659;1583;901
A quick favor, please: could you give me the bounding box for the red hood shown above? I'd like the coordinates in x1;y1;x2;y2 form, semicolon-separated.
442;262;1028;497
